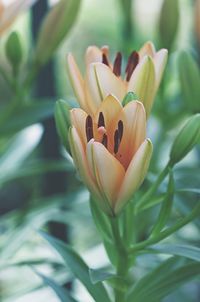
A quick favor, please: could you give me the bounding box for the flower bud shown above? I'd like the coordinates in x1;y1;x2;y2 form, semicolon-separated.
34;0;80;66
122;92;138;106
55;99;71;151
158;0;179;50
178;51;200;114
169;114;200;166
5;31;22;75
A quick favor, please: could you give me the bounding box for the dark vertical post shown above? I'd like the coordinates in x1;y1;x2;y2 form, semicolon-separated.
31;1;68;241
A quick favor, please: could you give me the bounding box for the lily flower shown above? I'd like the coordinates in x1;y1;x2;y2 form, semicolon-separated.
0;0;37;35
69;94;153;216
67;42;168;117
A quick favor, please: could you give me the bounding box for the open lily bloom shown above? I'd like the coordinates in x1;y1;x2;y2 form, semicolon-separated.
0;0;37;35
67;42;168;117
69;94;153;216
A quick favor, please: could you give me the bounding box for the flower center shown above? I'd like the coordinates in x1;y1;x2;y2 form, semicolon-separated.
85;113;124;156
102;50;139;81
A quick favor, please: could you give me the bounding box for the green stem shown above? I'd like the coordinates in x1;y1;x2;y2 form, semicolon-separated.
110;217;129;302
129;202;200;254
135;164;170;213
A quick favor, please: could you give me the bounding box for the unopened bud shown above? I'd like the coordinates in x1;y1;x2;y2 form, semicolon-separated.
169;114;200;166
5;31;22;75
55;99;71;151
35;0;80;66
158;0;179;50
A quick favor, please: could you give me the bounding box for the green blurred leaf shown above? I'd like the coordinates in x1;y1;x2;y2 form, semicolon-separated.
0;101;53;136
34;270;78;302
178;51;200;113
149;244;200;262
126;258;200;302
89;268;115;284
40;232;111;302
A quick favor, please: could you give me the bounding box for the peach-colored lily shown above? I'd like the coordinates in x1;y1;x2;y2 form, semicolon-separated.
69;94;153;216
0;0;37;35
67;42;168;117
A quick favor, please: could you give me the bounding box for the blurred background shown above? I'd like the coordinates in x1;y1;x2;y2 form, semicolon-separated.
0;0;200;301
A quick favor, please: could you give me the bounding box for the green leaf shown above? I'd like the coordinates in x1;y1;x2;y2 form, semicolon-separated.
0;101;53;136
149;244;200;262
126;258;200;302
40;232;111;302
34;269;78;302
89;268;115;284
177;188;200;195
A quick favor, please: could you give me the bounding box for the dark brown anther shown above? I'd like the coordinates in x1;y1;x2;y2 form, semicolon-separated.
118;120;123;141
125;51;139;81
98;112;105;128
85;115;94;142
102;53;109;66
102;134;108;148
114;130;120;154
113;52;122;77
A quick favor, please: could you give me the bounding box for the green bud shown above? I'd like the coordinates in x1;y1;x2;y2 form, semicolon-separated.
169;114;200;166
178;51;200;114
55;99;71;152
158;0;179;50
122;92;138;106
34;0;80;67
5;31;23;75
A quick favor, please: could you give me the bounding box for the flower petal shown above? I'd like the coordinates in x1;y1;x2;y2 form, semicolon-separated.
70;108;87;147
67;53;86;110
94;94;123;149
115;139;153;214
128;56;156;117
153;49;168;89
87;141;125;211
118;101;146;169
87;62;126;107
85;45;103;65
69;127;108;211
139;41;156;58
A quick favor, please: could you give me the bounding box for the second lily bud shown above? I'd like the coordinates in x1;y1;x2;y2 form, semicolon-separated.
67;42;167;117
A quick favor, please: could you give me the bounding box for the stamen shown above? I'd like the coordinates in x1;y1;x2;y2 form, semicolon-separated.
102;53;109;66
125;51;139;81
102;134;108;148
113;52;122;77
98;111;105;128
85;115;94;142
114;130;120;154
118;120;123;141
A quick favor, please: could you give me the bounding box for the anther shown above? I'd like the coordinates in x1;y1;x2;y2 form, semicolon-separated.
102;134;108;148
118;120;123;141
114;130;120;154
125;51;139;81
102;53;109;66
113;52;122;77
85;115;94;142
98;111;105;128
